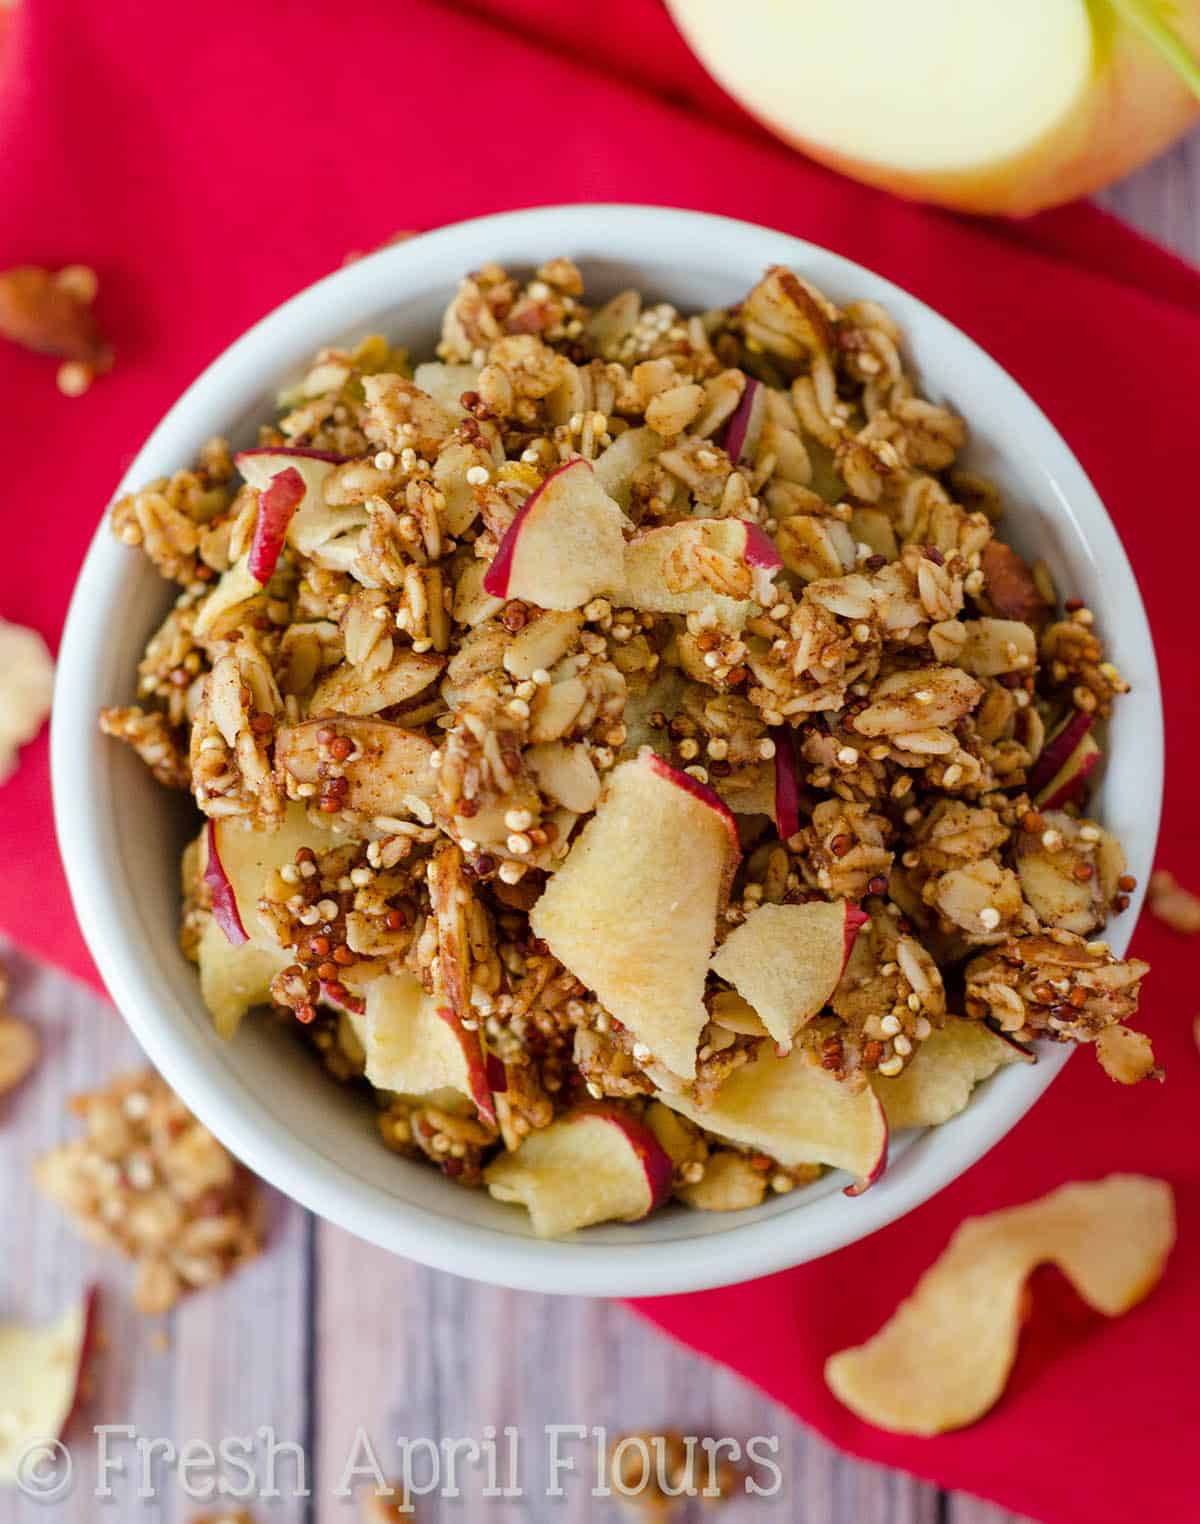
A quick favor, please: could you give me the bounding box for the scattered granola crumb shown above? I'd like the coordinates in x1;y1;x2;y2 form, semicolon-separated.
0;618;54;783
1149;869;1200;935
0;264;112;374
34;1070;262;1315
359;1486;409;1521
189;1512;256;1524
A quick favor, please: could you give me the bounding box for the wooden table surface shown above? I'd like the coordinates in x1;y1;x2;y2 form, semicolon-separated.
1;134;1197;1524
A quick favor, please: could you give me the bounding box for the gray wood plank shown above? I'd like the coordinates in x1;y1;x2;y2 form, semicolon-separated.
1098;126;1200;262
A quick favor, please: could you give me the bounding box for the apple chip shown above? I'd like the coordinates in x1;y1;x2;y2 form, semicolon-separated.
0;1289;97;1483
825;1174;1174;1435
869;1017;1026;1129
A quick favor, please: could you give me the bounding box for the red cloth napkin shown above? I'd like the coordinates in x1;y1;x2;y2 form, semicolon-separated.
1;3;1197;1519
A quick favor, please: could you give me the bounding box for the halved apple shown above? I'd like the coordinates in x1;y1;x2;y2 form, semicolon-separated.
709;900;868;1048
205;802;328;950
662;1044;888;1192
482;458;628;610
869;1017;1025;1129
483;1104;673;1237
197;916;290;1040
618;518;782;623
666;0;1200;217
363;974;495;1124
247;466;306;583
235;447;357;557
0;1288;97;1484
275;718;438;815
530;751;740;1079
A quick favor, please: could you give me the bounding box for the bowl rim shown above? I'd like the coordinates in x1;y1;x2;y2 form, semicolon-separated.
51;203;1162;1296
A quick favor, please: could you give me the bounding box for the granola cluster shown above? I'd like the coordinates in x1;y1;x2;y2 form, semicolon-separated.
34;1071;261;1312
101;258;1153;1232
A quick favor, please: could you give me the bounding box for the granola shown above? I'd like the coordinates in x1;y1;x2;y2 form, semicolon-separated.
35;1070;261;1312
100;258;1153;1236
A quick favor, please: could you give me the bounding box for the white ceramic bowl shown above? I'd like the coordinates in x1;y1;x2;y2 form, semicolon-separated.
52;205;1162;1296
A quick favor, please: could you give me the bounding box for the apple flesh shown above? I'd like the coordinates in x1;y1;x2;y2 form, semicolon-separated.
530;750;740;1080
247;466;305;583
592;426;664;511
204;819;249;945
667;0;1200;216
483;458;628;610
869;1017;1025;1129
197;916;290;1040
662;1044;888;1193
363;974;495;1125
483;1105;674;1237
0;1288;97;1483
709;899;868;1048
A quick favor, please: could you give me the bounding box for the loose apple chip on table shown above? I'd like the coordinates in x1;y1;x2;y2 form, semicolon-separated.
0;617;54;784
825;1175;1175;1436
0;1288;97;1484
34;1071;262;1315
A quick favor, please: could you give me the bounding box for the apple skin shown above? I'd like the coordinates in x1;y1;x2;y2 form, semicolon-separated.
483;457;585;599
485;1051;508;1094
772;727;801;841
844;903;869;960
667;2;1200;216
319;981;365;1018
203;820;249;946
1035;732;1101;810
235;445;347;468
1028;709;1095;794
842;1095;889;1197
722;376;765;463
743;522;783;571
646;750;739;845
247;466;305;582
577;1104;675;1215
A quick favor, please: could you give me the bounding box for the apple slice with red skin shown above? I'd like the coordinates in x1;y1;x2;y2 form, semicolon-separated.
205;803;330;950
235;447;356;558
720;375;767;463
363;974;495;1125
483;457;628;610
710;899;868;1049
0;1287;97;1484
618;517;782;623
1027;709;1095;794
246;466;306;582
483;1104;674;1237
869;1017;1025;1129
662;1044;888;1194
530;750;739;1079
1034;731;1101;810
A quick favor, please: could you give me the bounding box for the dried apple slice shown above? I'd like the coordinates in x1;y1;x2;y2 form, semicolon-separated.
206;802;329;950
0;1288;97;1483
662;1045;888;1190
483;458;628;610
197;917;291;1040
772;727;801;839
363;974;494;1124
1027;709;1095;794
192;554;262;638
869;1017;1026;1129
709;900;868;1048
617;518;781;624
1035;731;1101;810
592;426;664;510
275;718;437;815
720;376;767;464
483;1105;673;1237
825;1175;1175;1436
530;752;739;1079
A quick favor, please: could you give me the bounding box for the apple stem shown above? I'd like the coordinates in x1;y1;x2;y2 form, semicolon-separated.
1107;0;1200;100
